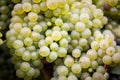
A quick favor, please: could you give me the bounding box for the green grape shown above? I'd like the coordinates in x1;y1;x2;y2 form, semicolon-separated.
85;76;92;80
80;72;90;80
31;4;40;13
92;72;106;80
49;52;58;61
96;66;105;74
72;48;81;58
67;74;78;80
79;56;90;69
16;69;25;78
31;52;39;60
33;24;42;33
20;27;31;38
86;49;97;60
31;32;40;42
45;36;53;45
92;19;102;28
75;22;85;32
26;67;35;77
32;59;41;67
70;30;80;40
59;38;68;48
57;47;67;57
13;23;22;33
91;61;98;69
39;1;48;11
106;47;115;56
22;2;32;12
13;40;24;49
14;4;24;14
26;45;36;52
38;39;46;48
102;55;112;65
105;0;118;6
32;0;41;3
86;21;93;28
64;55;74;67
80;13;90;23
61;31;68;38
39;46;50;57
50;42;59;51
58;76;67;80
81;29;91;39
57;65;69;76
28;12;38;22
20;62;30;72
46;0;58;10
22;51;31;61
70;14;79;24
71;63;82;74
24;37;33;46
55;18;63;26
93;9;103;19
52;31;62;41
61;23;70;31
33;69;40;78
91;41;99;50
45;29;52;36
100;40;109;50
112;53;120;63
58;0;66;8
98;49;106;58
79;38;87;47
15;47;25;56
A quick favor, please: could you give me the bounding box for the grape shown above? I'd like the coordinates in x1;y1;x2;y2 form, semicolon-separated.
86;49;97;60
28;12;38;22
96;66;105;74
72;48;81;58
91;41;99;50
46;0;58;10
16;69;25;78
24;37;33;46
80;13;90;23
71;63;82;74
20;62;30;72
92;72;106;80
33;24;42;33
22;51;31;61
112;53;120;63
58;76;67;80
75;22;85;32
13;40;24;49
32;0;41;3
49;52;58;61
39;46;50;57
68;74;78;80
52;31;62;41
55;18;63;26
22;2;32;12
57;47;67;57
79;56;91;69
57;65;69;76
102;55;112;65
106;47;115;56
64;55;74;67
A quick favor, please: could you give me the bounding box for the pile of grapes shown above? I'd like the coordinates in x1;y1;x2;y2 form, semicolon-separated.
0;0;120;80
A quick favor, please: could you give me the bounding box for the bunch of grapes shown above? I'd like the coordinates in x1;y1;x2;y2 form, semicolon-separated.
4;0;120;80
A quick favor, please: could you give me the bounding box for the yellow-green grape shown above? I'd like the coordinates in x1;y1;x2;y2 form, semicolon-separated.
93;9;103;19
16;69;25;78
39;1;48;11
20;27;31;38
91;61;98;69
70;14;79;24
96;66;105;74
31;4;40;13
100;40;109;50
13;40;24;49
14;4;24;14
106;47;115;56
32;0;41;3
39;46;50;57
92;72;106;80
58;76;67;80
31;52;39;60
24;37;33;46
33;24;42;33
28;12;38;22
55;18;63;26
91;41;99;50
71;63;82;74
20;62;30;72
80;13;90;23
47;0;58;10
72;48;81;58
86;49;97;60
22;2;32;12
52;31;62;41
50;42;59;51
79;56;90;69
57;0;66;8
59;38;68;48
57;47;67;57
49;52;58;61
31;32;40;42
81;29;91;39
102;55;112;65
75;22;85;32
57;65;69;76
98;49;106;58
67;74;78;80
79;38;87;47
112;53;120;64
64;55;74;67
92;19;102;28
22;51;31;61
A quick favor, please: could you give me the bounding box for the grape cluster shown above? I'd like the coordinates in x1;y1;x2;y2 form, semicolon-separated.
6;0;120;80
